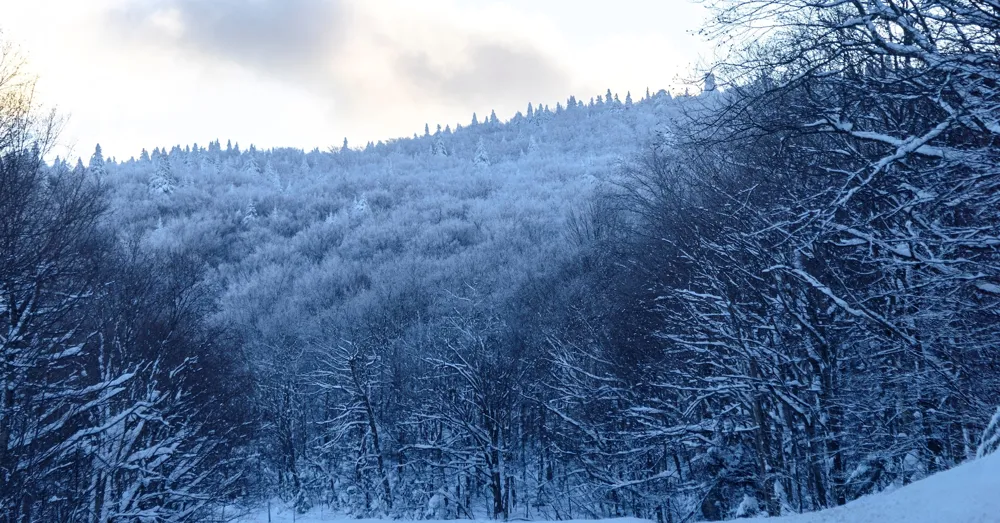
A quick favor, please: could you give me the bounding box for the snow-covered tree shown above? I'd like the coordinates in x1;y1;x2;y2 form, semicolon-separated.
473;137;490;167
148;151;176;194
89;143;107;177
243;154;260;176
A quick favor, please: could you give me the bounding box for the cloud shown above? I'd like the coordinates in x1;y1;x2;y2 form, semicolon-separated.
110;0;341;80
397;40;570;108
105;0;571;120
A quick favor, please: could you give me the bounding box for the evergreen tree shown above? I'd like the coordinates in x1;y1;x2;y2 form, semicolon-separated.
149;151;176;194
473;137;490;167
433;137;448;157
526;134;538;155
243;200;259;225
89;144;106;177
244;155;260;176
264;161;282;190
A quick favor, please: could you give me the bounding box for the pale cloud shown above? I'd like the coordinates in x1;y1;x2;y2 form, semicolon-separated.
106;0;573;122
396;40;570;108
0;0;712;159
108;0;344;85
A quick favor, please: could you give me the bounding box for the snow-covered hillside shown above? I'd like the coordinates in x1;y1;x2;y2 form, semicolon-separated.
749;453;1000;523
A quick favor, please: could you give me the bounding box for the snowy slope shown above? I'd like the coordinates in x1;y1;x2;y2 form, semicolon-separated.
237;453;1000;522
749;452;1000;523
236;513;650;523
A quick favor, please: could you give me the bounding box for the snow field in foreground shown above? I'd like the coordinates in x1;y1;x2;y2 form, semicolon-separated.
747;451;1000;522
239;452;1000;522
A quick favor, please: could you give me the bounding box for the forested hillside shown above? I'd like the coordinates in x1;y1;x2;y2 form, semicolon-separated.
4;1;1000;522
91;89;680;520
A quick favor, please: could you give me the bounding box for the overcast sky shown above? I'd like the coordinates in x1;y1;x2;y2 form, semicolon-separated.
0;0;713;160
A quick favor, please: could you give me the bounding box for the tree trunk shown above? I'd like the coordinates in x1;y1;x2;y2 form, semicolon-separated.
350;357;392;511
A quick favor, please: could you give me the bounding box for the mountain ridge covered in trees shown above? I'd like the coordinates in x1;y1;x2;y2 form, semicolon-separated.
4;0;1000;521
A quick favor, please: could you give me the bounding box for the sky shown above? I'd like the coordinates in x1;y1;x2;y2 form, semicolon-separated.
0;0;714;161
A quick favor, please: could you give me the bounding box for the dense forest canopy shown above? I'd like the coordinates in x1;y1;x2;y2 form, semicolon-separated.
3;1;1000;521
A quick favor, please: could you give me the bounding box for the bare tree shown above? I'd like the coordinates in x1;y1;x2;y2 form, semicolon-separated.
311;341;394;515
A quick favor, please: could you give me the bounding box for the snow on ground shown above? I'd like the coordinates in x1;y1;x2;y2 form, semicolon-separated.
235;512;649;523
749;451;1000;522
236;453;1000;522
